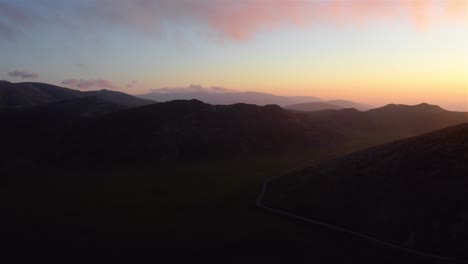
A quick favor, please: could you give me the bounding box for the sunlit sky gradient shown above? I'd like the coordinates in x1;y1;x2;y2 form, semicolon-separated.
1;0;467;110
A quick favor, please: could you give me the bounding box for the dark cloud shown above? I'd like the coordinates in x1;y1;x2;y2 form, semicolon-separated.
75;63;86;68
62;79;115;89
8;70;39;79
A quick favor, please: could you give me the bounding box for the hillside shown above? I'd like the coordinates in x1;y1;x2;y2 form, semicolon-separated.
0;80;83;107
326;100;374;111
0;81;154;108
138;89;322;106
285;102;344;111
264;123;468;259
56;100;322;166
298;103;468;145
1;100;467;169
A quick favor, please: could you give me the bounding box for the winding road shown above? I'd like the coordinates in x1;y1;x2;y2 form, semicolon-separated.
255;160;467;264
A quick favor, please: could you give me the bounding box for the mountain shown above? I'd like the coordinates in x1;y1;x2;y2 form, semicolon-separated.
0;80;83;107
0;81;154;108
2;98;467;170
264;122;468;259
326;100;374;111
84;89;154;108
297;103;468;146
286;102;344;111
140;85;375;109
286;100;374;112
139;87;321;106
54;100;322;166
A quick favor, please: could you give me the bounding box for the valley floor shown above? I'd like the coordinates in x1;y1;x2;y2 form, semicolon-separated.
2;143;455;263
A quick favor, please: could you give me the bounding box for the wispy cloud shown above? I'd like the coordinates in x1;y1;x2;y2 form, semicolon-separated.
8;70;39;79
0;0;466;41
127;80;138;88
74;63;86;68
62;79;116;89
149;84;238;94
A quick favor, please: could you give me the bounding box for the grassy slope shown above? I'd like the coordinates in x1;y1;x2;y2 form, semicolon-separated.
263;123;468;260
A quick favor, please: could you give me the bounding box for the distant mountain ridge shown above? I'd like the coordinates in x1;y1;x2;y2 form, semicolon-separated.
326;100;374;111
0;81;154;108
140;85;376;110
285;101;344;111
286;100;374;112
139;86;322;106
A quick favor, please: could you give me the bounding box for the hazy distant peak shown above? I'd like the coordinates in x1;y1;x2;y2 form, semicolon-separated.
150;85;239;94
416;102;443;109
378;103;444;111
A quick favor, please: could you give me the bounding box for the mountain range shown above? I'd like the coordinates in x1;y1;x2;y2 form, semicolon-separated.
1;81;373;111
138;84;373;110
1;82;466;168
2;80;468;262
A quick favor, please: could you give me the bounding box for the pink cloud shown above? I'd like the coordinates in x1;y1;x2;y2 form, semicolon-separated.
62;79;116;89
77;0;468;40
8;70;39;79
1;1;466;41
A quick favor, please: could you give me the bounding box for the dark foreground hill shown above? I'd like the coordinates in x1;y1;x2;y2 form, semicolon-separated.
264;123;468;260
0;81;154;108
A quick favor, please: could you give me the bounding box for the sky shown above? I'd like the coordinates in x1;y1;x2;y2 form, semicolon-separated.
1;0;467;110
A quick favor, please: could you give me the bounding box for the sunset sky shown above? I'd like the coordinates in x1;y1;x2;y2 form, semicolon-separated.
1;0;467;110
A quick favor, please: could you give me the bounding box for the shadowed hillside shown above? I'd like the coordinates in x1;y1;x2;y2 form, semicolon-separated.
264;123;468;259
298;103;468;145
57;100;323;166
0;81;83;107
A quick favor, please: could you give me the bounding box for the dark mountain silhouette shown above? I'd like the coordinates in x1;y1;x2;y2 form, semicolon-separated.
298;103;468;145
286;101;344;111
264;122;468;259
0;80;83;107
84;89;154;108
138;89;322;106
1;98;467;170
56;100;322;166
0;81;154;108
